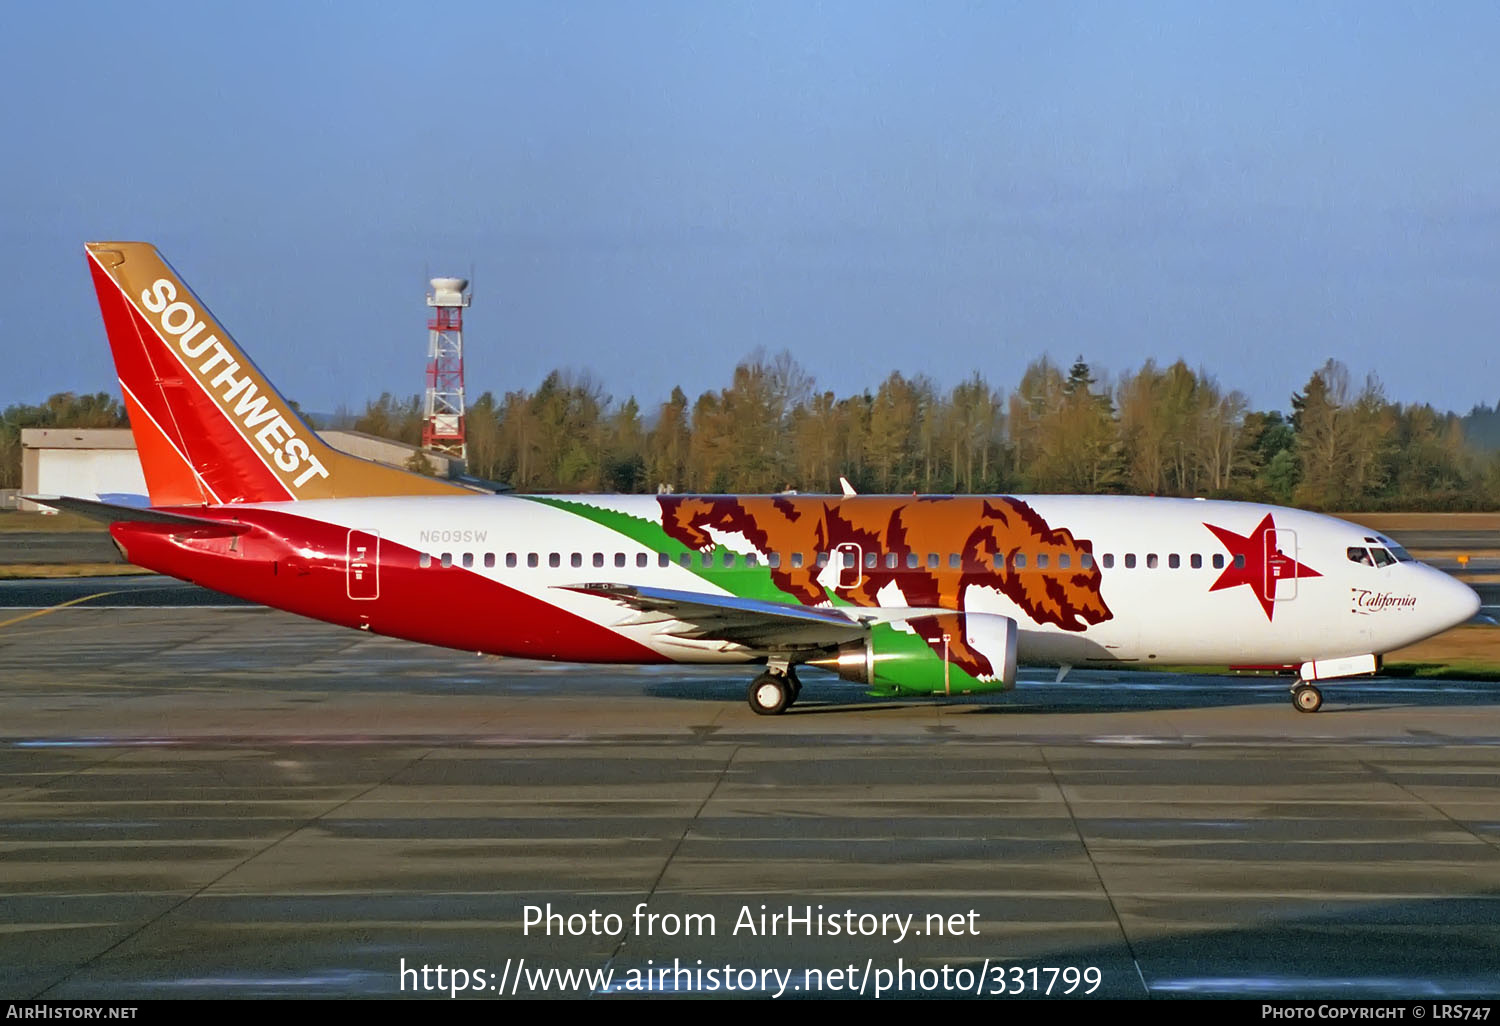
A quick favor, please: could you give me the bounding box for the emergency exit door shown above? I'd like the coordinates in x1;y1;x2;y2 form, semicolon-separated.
1264;528;1299;603
347;529;380;600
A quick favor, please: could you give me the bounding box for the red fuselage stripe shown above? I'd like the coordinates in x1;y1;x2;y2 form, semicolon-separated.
110;508;665;664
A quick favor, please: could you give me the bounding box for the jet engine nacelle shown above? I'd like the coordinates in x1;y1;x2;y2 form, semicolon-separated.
811;612;1019;696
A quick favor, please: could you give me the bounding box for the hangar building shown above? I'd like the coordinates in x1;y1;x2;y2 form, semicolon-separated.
19;428;465;511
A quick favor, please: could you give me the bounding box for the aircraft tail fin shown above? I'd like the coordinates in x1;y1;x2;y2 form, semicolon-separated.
84;242;469;505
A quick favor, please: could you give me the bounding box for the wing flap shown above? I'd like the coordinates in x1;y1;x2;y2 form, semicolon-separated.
559;583;871;649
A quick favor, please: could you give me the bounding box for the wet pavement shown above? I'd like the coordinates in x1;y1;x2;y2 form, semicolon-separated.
0;607;1498;999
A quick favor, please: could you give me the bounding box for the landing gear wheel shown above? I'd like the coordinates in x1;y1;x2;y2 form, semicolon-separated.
784;670;803;709
1292;683;1323;713
748;673;791;716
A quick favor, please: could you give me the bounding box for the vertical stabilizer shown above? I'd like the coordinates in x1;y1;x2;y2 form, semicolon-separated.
85;242;469;504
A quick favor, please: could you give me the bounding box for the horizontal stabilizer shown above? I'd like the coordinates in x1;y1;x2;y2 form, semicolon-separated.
24;496;249;535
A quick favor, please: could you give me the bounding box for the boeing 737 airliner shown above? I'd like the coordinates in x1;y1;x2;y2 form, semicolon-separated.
36;242;1481;715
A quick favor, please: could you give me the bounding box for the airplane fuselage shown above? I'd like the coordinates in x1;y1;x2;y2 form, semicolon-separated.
108;492;1478;683
70;241;1482;715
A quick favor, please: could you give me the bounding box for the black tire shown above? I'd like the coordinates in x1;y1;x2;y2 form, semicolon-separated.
1292;684;1323;713
748;673;790;715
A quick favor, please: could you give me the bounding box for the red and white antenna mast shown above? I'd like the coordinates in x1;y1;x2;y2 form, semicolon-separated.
422;276;470;461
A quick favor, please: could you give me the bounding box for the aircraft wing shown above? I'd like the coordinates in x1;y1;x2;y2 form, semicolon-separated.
560;583;873;649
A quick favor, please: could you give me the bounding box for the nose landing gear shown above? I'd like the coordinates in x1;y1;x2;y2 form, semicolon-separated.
1291;682;1323;713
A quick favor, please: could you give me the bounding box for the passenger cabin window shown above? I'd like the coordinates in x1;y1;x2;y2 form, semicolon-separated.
949;553;961;569
818;552;831;568
462;553;474;568
1146;553;1158;569
1036;553;1049;569
790;553;803;569
1058;553;1071;570
637;553;648;568
1233;554;1245;569
1190;553;1202;569
1124;554;1136;569
528;553;539;568
701;552;713;568
1168;554;1180;569
746;553;759;568
1102;553;1114;569
927;553;939;569
907;553;919;569
1212;554;1225;569
1080;552;1093;570
484;553;496;569
419;552;432;568
658;553;670;567
724;552;736;567
592;553;604;568
571;553;582;568
441;553;453;568
1014;553;1027;569
865;551;877;569
506;553;517;568
680;553;692;568
614;553;626;568
548;553;560;568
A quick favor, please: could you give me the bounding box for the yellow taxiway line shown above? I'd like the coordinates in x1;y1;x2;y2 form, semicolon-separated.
0;591;120;632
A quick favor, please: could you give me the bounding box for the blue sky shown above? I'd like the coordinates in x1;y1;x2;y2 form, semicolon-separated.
4;2;1498;416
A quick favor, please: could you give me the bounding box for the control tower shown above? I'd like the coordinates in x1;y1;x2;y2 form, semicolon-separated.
422;276;470;461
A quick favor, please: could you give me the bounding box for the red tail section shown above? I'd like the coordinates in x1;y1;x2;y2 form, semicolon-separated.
85;242;469;504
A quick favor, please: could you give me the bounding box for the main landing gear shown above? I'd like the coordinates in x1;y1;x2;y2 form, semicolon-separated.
1291;682;1323;713
748;667;802;715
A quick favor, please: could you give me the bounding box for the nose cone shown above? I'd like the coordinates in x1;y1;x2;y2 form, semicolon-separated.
1431;569;1481;631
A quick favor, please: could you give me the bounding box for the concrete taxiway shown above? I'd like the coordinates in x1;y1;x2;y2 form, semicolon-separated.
1;603;1498;1000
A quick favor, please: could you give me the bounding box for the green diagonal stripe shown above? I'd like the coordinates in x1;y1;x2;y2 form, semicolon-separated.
521;496;795;605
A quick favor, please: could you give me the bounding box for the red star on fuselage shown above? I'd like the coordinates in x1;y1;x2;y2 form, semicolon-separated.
1203;513;1321;622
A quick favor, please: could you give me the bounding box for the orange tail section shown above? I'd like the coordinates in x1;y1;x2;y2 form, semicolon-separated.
85;242;469;505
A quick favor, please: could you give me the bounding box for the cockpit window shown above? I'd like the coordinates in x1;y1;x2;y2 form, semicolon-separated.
1378;537;1415;562
1347;547;1373;566
1371;547;1396;567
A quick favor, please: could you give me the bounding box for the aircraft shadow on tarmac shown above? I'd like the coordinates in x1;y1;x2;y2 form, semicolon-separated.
5;576;1495;716
642;670;1500;715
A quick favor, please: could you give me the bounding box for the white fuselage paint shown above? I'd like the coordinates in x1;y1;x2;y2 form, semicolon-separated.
229;494;1480;669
